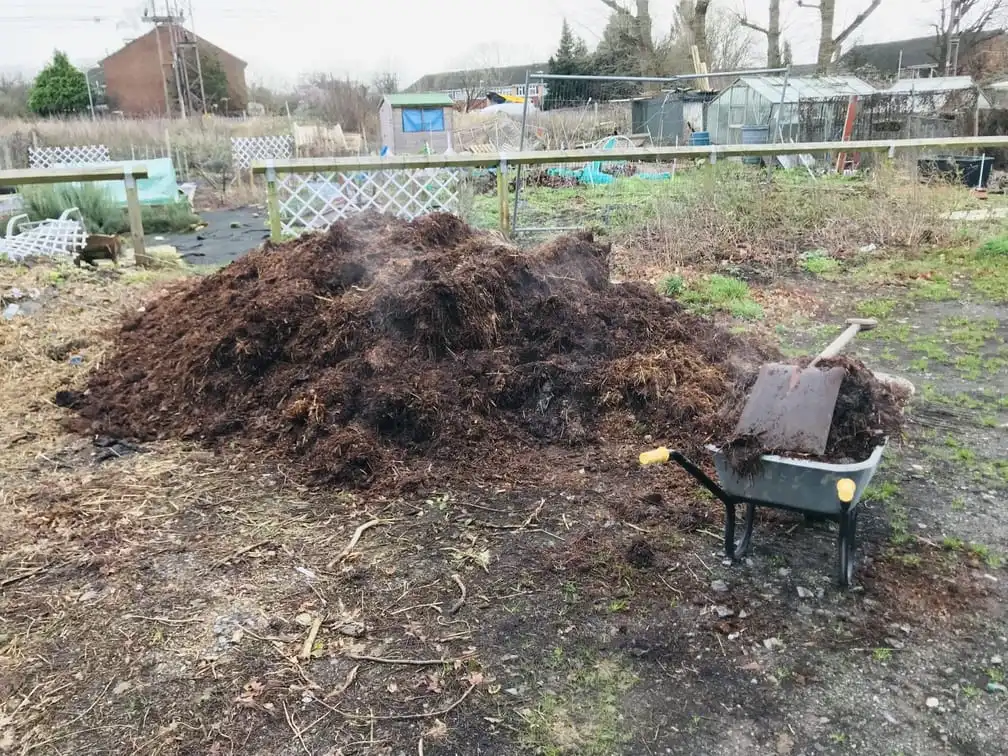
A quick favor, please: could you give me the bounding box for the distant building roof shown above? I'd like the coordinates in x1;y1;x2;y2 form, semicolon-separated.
407;64;548;92
887;75;992;108
841;30;1002;73
99;24;247;67
728;75;876;104
384;92;455;108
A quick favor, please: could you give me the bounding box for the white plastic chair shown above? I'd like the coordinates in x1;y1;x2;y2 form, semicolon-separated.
1;207;88;263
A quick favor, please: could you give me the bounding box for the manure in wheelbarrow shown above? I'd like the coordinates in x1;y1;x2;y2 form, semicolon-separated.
722;355;907;475
67;212;778;489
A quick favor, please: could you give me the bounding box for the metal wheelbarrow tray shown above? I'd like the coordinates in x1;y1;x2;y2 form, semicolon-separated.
666;443;886;587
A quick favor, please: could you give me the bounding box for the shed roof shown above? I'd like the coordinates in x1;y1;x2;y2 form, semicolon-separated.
730;75;877;104
384;93;455;108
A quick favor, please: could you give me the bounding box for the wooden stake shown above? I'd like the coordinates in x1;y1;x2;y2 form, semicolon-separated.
123;168;146;259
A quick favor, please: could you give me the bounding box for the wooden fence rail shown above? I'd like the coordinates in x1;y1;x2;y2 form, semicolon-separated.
252;136;1008;240
0;164;151;256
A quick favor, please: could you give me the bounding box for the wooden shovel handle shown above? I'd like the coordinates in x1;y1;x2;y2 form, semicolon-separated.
809;318;877;368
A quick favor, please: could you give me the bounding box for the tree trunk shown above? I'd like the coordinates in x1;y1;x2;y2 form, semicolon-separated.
636;0;654;53
817;0;837;72
768;0;781;67
693;1;711;68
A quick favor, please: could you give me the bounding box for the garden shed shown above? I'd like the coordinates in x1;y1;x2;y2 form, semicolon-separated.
631;91;716;145
379;93;455;154
705;75;877;145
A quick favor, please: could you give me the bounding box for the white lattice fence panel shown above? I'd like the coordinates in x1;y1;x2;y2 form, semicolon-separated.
29;144;111;168
277;169;463;236
231;136;295;170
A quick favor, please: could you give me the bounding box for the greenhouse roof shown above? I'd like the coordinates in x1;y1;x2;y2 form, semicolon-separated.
730;75;877;104
887;76;977;94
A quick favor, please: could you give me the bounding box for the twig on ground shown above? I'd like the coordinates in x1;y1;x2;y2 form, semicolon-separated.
0;566;46;588
299;615;324;660
419;737;425;755
388;602;443;616
325;664;360;700
283;701;311;756
123;614;204;625
338;682;477;722
448;574;467;615
209;539;271;570
473;499;544;531
347;653;473;666
327;519;390;567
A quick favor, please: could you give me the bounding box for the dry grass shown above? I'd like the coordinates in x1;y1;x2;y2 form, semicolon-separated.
620;163;976;276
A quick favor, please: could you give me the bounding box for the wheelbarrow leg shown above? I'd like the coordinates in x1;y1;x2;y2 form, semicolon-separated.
837;507;859;587
723;500;756;561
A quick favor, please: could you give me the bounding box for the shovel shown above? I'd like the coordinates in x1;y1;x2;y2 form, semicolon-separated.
732;318;878;456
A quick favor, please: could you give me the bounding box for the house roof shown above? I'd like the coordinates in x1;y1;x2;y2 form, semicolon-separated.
406;64;548;92
722;75;876;104
841;30;1002;73
384;93;455;108
99;24;247;67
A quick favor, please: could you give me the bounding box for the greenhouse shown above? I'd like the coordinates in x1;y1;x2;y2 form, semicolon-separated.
705;75;877;145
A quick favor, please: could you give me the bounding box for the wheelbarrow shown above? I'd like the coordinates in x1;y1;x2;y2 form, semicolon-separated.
639;444;887;586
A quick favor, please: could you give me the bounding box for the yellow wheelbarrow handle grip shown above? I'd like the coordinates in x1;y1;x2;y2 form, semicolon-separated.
639;447;671;466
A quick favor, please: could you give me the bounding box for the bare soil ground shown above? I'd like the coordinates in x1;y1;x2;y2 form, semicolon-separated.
1;227;1005;756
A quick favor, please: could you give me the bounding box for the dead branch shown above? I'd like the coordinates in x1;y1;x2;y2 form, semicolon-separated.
347;653;473;666
448;574;467;615
337;681;477;722
299;615;324;660
327;519;390;567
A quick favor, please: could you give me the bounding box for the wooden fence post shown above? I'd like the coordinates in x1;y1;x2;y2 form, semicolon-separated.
497;158;509;236
123;167;146;258
265;161;282;242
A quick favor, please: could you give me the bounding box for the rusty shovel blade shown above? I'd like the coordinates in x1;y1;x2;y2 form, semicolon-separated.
733;362;847;456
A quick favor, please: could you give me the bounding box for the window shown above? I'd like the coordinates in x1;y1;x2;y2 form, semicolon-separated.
401;108;445;133
516;85;525;96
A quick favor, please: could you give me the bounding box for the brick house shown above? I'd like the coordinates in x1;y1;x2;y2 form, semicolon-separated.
841;30;1008;81
100;25;248;116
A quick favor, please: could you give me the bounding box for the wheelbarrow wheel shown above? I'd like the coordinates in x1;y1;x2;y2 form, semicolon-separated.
725;501;757;561
837;508;859;587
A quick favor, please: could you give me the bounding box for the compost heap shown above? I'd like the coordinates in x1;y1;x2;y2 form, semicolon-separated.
69;213;901;487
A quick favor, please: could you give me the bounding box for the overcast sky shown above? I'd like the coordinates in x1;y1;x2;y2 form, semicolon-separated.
0;1;955;87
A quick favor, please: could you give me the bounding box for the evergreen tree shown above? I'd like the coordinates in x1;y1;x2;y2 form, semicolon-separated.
545;20;591;109
28;51;90;117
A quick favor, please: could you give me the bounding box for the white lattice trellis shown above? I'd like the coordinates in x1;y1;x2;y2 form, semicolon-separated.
277;169;462;236
231;136;295;171
28;144;111;168
1;208;88;262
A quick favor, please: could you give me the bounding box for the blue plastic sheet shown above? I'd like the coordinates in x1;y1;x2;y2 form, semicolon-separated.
401;108;445;133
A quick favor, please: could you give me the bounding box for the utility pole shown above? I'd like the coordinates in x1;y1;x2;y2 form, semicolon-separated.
143;1;186;117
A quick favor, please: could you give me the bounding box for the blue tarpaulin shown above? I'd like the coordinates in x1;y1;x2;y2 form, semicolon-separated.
401;108;445;133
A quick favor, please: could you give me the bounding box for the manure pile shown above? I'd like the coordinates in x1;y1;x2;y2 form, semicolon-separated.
69;214;901;487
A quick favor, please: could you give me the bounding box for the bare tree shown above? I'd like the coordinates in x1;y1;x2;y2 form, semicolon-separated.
693;1;712;69
596;0;656;57
372;71;399;95
797;0;884;72
739;0;783;67
933;0;1007;76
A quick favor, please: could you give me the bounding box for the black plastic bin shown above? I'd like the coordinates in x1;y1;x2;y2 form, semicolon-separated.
918;155;993;188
